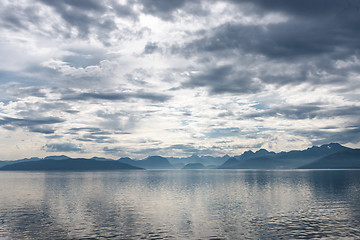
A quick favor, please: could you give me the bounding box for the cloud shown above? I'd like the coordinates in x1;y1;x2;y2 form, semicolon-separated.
182;65;263;94
61;90;172;102
0;116;65;134
14;87;47;98
296;126;360;145
174;1;360;91
67;126;117;143
103;146;124;155
43;143;84;152
166;144;215;155
1;0;360;159
138;0;187;20
244;104;360;120
206;128;241;138
77;134;116;144
232;0;360;20
143;42;160;54
39;0;111;38
111;1;137;20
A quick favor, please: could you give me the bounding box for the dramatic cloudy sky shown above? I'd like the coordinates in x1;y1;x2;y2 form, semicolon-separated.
1;0;360;160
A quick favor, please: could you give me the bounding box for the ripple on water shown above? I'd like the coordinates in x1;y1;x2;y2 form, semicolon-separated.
0;170;360;239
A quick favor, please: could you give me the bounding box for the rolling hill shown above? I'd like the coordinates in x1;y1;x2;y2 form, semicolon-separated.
0;158;142;171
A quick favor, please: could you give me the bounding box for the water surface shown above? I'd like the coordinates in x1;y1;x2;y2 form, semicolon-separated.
1;170;360;239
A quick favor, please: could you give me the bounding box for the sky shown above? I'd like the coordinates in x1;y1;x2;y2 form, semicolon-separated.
0;0;360;160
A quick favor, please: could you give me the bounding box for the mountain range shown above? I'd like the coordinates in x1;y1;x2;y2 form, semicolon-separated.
220;143;354;169
118;156;174;169
0;143;359;171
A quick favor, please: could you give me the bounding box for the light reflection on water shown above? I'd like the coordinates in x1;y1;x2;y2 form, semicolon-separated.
1;170;360;239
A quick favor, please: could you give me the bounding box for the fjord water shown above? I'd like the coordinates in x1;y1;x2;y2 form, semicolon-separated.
1;170;360;239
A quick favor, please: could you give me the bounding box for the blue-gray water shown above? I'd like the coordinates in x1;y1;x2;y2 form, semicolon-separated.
1;170;360;239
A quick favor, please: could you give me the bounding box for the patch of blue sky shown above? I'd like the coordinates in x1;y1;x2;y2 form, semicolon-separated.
252;103;269;110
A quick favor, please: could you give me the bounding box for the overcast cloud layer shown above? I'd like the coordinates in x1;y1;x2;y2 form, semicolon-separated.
1;0;360;160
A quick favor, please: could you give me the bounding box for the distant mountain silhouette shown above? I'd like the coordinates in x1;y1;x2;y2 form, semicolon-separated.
0;157;41;168
182;163;205;169
167;154;229;168
298;149;360;169
44;155;71;160
0;143;357;170
218;157;241;169
235;149;276;161
0;159;142;171
220;143;353;169
274;143;350;167
219;157;282;169
227;143;351;169
119;156;174;169
117;157;137;166
90;156;115;161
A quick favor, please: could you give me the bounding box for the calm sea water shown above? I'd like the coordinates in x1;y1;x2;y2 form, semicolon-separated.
1;170;360;239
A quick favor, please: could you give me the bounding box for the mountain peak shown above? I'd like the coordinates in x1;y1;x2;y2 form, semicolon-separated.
255;149;269;154
218;157;240;169
44;155;71;160
320;143;343;149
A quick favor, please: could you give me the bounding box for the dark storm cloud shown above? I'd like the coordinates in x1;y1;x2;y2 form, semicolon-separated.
61;91;171;102
176;0;360;91
0;116;64;134
0;9;26;30
68;127;130;136
0;116;64;127
184;17;360;61
27;127;56;134
69;127;104;133
182;65;263;94
296;126;360;145
11;87;47;98
143;42;160;54
38;0;117;41
138;0;186;20
5;100;77;117
111;1;137;19
230;0;360;58
39;0;106;14
245;104;322;120
67;127;116;143
0;0;124;46
0;4;41;31
244;104;360;120
44;143;83;152
77;134;115;143
231;0;360;19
